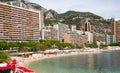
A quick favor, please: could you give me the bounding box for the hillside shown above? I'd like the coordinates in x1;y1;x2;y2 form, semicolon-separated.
59;11;102;19
44;10;113;34
0;0;25;2
0;0;48;14
58;11;103;30
26;2;47;13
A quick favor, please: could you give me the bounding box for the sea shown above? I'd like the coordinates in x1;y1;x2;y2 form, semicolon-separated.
29;50;120;73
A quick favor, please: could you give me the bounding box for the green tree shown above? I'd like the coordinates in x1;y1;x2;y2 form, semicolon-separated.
86;43;98;48
0;51;11;62
56;42;73;50
0;41;10;50
109;42;120;46
17;42;28;52
7;42;18;50
76;45;83;49
100;43;108;48
35;43;48;51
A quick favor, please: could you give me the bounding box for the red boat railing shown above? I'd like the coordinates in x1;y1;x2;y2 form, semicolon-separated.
0;59;34;73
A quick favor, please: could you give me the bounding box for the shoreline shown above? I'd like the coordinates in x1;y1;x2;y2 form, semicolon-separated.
11;46;120;69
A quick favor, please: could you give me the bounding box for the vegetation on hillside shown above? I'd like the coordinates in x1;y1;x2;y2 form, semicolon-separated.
59;11;102;19
44;19;59;26
26;2;42;10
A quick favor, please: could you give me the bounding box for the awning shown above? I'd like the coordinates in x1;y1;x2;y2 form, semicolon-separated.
17;66;34;73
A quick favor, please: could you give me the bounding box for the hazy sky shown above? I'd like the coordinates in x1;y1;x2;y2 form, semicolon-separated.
29;0;120;19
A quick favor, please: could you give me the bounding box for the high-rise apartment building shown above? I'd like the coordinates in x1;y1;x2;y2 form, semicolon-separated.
86;32;93;43
63;33;88;45
85;21;92;32
41;26;58;40
113;21;120;42
0;2;42;41
93;33;105;43
71;25;77;32
105;34;115;45
53;23;70;41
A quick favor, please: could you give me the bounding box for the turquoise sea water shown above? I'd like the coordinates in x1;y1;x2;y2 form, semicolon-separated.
29;51;120;73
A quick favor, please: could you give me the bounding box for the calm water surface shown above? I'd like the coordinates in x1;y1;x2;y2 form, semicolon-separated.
29;50;120;73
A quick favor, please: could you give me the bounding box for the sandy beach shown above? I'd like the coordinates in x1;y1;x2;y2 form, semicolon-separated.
11;46;120;68
12;52;84;68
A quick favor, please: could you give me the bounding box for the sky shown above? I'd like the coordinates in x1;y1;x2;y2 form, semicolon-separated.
29;0;120;19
